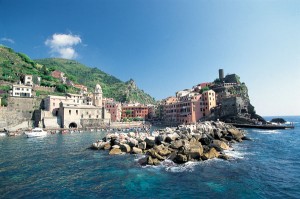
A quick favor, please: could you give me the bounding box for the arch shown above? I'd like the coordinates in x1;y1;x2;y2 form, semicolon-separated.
69;122;77;128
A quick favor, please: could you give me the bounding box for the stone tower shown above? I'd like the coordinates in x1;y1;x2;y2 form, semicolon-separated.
93;84;103;108
219;69;224;81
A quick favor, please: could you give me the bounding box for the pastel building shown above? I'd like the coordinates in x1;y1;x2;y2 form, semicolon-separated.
199;90;216;117
161;87;217;124
103;98;122;122
121;103;149;120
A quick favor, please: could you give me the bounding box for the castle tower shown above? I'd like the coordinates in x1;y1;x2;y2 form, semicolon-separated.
219;69;224;80
93;84;103;107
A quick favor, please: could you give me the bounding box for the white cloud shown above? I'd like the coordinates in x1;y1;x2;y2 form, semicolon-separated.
45;33;81;59
1;37;15;44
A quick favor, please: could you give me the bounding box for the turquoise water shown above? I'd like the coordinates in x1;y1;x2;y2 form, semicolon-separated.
1;116;299;198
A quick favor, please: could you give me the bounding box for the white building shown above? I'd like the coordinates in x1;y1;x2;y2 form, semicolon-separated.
10;84;32;97
24;75;33;86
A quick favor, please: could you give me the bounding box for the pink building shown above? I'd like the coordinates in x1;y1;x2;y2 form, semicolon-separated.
103;98;122;122
161;90;216;125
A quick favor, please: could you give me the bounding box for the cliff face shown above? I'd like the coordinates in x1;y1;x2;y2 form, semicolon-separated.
209;74;265;124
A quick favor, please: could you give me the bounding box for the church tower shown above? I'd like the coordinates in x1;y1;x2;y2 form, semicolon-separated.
93;84;103;108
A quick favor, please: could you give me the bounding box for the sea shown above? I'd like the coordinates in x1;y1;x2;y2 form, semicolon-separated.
0;116;299;199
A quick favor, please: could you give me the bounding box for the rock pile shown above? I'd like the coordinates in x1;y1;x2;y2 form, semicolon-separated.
90;121;249;165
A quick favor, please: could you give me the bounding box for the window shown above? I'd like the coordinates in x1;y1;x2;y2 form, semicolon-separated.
69;110;71;115
76;110;78;115
53;103;55;106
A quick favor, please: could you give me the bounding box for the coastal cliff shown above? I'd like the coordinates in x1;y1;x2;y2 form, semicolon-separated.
208;72;265;124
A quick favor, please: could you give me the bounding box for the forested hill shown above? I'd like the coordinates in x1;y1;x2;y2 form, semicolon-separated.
0;45;155;104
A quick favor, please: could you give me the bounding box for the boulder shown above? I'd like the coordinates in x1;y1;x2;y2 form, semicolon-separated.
228;128;244;140
104;142;111;150
111;145;120;149
128;132;136;138
188;144;203;160
147;156;161;166
120;144;131;153
146;149;165;160
145;136;156;148
138;156;148;166
174;154;188;164
128;138;138;147
109;148;122;155
202;148;219;160
192;133;202;141
170;139;184;149
138;141;147;150
218;154;231;160
213;129;223;139
212;140;230;150
165;133;180;143
132;147;143;154
200;134;212;146
154;145;171;156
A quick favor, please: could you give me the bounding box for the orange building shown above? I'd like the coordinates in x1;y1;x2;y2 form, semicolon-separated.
122;104;149;120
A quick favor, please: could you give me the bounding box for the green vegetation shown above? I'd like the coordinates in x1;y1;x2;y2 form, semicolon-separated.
200;86;210;94
35;58;156;104
0;45;156;104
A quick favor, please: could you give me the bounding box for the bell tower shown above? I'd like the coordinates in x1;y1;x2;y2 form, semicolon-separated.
93;84;103;108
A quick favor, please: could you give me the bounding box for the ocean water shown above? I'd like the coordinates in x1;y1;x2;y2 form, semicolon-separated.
0;116;299;199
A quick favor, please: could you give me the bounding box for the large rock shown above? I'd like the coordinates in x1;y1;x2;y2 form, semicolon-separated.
138;141;147;150
188;142;203;160
146;149;165;161
202;148;219;160
154;145;171;156
228;128;244;140
147;156;160;166
109;148;122;155
170;139;184;149
120;144;131;153
104;142;111;150
145;136;156;148
132;147;143;154
212;140;230;150
174;154;188;164
165;133;180;143
128;138;138;147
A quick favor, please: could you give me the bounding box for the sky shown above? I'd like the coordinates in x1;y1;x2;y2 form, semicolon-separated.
0;0;299;116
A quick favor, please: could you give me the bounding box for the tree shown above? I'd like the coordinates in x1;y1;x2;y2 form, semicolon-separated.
200;86;210;94
56;84;67;93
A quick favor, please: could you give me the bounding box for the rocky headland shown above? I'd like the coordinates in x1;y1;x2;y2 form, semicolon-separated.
90;121;249;165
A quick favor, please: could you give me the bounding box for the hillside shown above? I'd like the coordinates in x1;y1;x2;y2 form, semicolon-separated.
0;45;156;104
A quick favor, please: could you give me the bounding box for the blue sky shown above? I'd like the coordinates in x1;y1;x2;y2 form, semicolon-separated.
1;0;300;116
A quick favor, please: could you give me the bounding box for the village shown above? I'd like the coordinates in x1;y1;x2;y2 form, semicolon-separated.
0;68;252;135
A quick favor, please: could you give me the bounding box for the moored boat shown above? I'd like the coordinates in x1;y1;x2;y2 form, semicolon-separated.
25;128;47;138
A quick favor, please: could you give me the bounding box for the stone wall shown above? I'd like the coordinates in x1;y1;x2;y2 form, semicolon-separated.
33;85;55;92
0;97;43;130
80;119;105;128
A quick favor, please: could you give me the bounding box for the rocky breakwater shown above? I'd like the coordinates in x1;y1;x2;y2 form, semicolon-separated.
90;121;249;165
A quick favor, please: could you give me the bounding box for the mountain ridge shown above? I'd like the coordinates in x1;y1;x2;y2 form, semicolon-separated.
0;45;156;104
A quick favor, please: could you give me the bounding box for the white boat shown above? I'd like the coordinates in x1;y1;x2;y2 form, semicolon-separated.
0;132;6;137
25;128;47;138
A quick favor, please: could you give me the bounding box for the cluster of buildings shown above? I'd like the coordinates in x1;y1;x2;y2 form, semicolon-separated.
6;70;155;129
5;68;246;128
158;84;217;125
